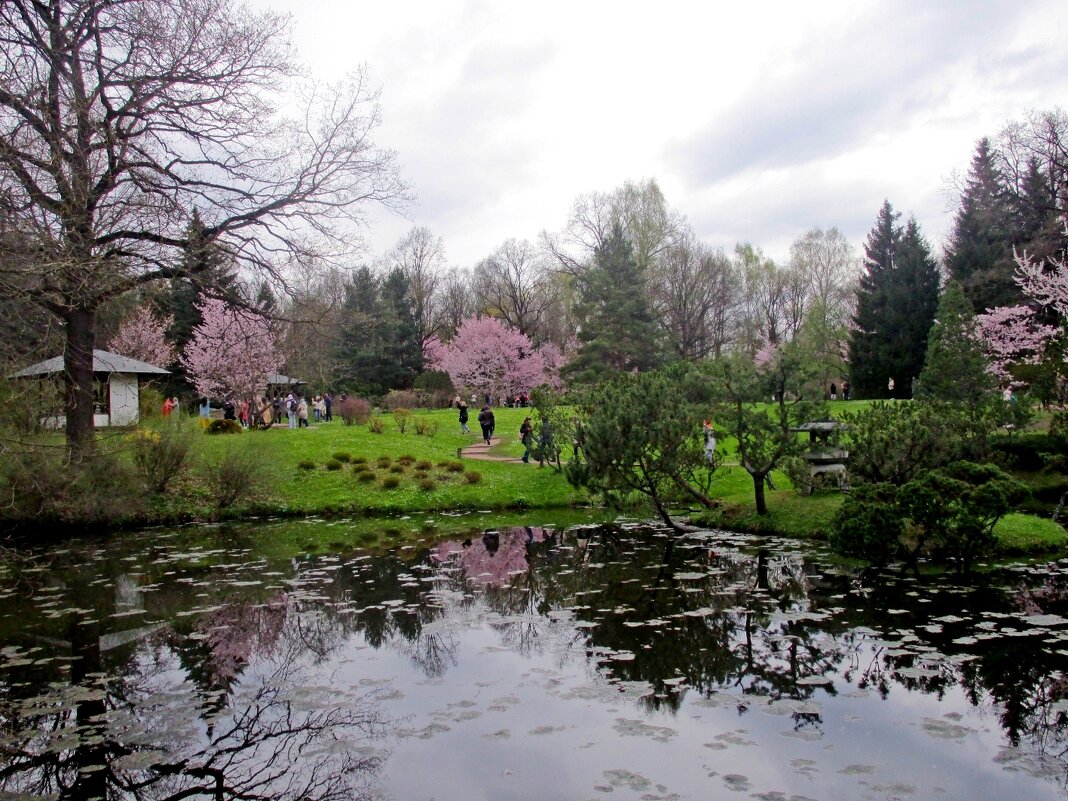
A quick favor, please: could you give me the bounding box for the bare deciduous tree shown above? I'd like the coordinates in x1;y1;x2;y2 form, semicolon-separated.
383;226;446;349
473;238;556;342
0;0;407;451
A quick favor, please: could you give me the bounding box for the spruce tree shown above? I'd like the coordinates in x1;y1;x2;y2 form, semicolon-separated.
565;224;662;384
916;280;993;404
849;203;938;399
944;138;1017;311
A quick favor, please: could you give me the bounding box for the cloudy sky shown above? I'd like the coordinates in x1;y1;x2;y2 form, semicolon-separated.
252;0;1068;268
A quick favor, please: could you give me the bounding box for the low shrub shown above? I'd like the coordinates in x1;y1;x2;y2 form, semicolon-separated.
352;463;371;474
129;423;194;493
367;416;385;434
393;408;413;433
206;419;242;435
325;459;343;471
413;470;429;480
207;445;262;510
381;475;401;489
464;470;482;484
356;471;376;483
416;459;433;471
389;464;405;474
445;461;465;473
332;452;352;463
338;397;372;426
397;454;416;465
376;456;392;468
298;459;316;470
352;455;368;464
419;478;437;492
382;389;429;410
414;417;440;437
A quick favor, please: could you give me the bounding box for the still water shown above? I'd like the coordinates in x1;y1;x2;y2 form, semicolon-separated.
0;517;1065;800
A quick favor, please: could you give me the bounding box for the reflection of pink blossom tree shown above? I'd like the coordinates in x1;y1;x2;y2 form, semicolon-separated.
195;594;289;683
180;298;279;401
436;317;558;399
432;528;548;586
108;306;177;367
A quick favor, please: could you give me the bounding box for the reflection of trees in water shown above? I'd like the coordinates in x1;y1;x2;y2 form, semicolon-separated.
0;613;388;800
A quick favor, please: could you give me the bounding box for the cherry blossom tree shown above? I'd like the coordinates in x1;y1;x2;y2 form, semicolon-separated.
972;306;1058;383
107;306;177;367
180;298;279;402
971;217;1068;384
435;316;558;400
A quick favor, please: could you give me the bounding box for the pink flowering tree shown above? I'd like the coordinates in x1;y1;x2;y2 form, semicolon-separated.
972;305;1058;383
436;316;559;399
180;298;279;401
422;335;445;369
972;217;1068;387
108;306;177;367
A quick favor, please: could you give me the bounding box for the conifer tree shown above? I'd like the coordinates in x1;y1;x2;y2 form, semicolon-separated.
849;203;938;398
916;280;993;404
944;138;1017;311
566;224;662;383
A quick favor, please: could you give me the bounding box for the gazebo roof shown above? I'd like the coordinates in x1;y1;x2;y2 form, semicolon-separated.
266;372;304;385
9;349;170;378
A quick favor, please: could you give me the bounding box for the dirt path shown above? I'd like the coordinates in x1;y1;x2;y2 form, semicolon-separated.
459;436;525;464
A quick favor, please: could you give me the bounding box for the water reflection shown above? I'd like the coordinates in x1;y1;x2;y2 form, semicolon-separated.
0;522;1065;799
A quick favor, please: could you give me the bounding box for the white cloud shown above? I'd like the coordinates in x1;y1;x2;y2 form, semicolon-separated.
250;0;1068;267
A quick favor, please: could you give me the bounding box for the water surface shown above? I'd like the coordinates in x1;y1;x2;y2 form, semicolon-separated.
0;518;1065;800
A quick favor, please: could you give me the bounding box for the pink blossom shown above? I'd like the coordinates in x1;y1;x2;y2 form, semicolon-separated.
108;306;177;367
973;305;1058;382
436;316;559;398
180;298;280;401
754;341;777;367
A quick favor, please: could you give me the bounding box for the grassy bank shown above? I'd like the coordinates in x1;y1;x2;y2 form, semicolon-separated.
3;403;1066;558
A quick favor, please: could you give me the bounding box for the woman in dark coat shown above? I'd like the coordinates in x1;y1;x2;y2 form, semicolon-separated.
459;401;470;433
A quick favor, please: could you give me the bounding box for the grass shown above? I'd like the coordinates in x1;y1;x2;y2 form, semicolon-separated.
4;401;1066;560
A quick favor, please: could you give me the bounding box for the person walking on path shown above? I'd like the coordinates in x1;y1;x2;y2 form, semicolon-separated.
478;404;495;445
297;396;309;428
459;401;470;433
520;416;534;463
324;392;333;422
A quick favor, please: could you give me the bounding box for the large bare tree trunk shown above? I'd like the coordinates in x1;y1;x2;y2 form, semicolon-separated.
64;307;96;454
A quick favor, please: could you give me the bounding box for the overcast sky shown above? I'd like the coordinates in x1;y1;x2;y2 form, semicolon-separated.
251;0;1068;268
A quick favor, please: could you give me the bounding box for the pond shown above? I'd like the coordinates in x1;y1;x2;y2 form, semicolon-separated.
0;517;1065;800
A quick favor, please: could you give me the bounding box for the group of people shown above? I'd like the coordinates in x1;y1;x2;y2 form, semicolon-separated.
165;391;335;429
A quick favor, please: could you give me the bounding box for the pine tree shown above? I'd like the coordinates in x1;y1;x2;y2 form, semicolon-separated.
565;224;662;383
916;280;992;403
944;138;1017;311
334;266;422;396
849;203;938;399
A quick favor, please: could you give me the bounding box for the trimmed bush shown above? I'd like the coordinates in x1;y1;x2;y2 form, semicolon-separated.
356;471;376;483
325;459;343;471
419;478;437;492
206;419;242;435
416;459;433;471
397;454;416;465
352;463;371;474
464;470;483;484
389;464;405;474
381;475;401;489
332;452;352;463
352;455;368;464
298;459;316;470
367;416;386;434
376;456;392;468
445;461;465;473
